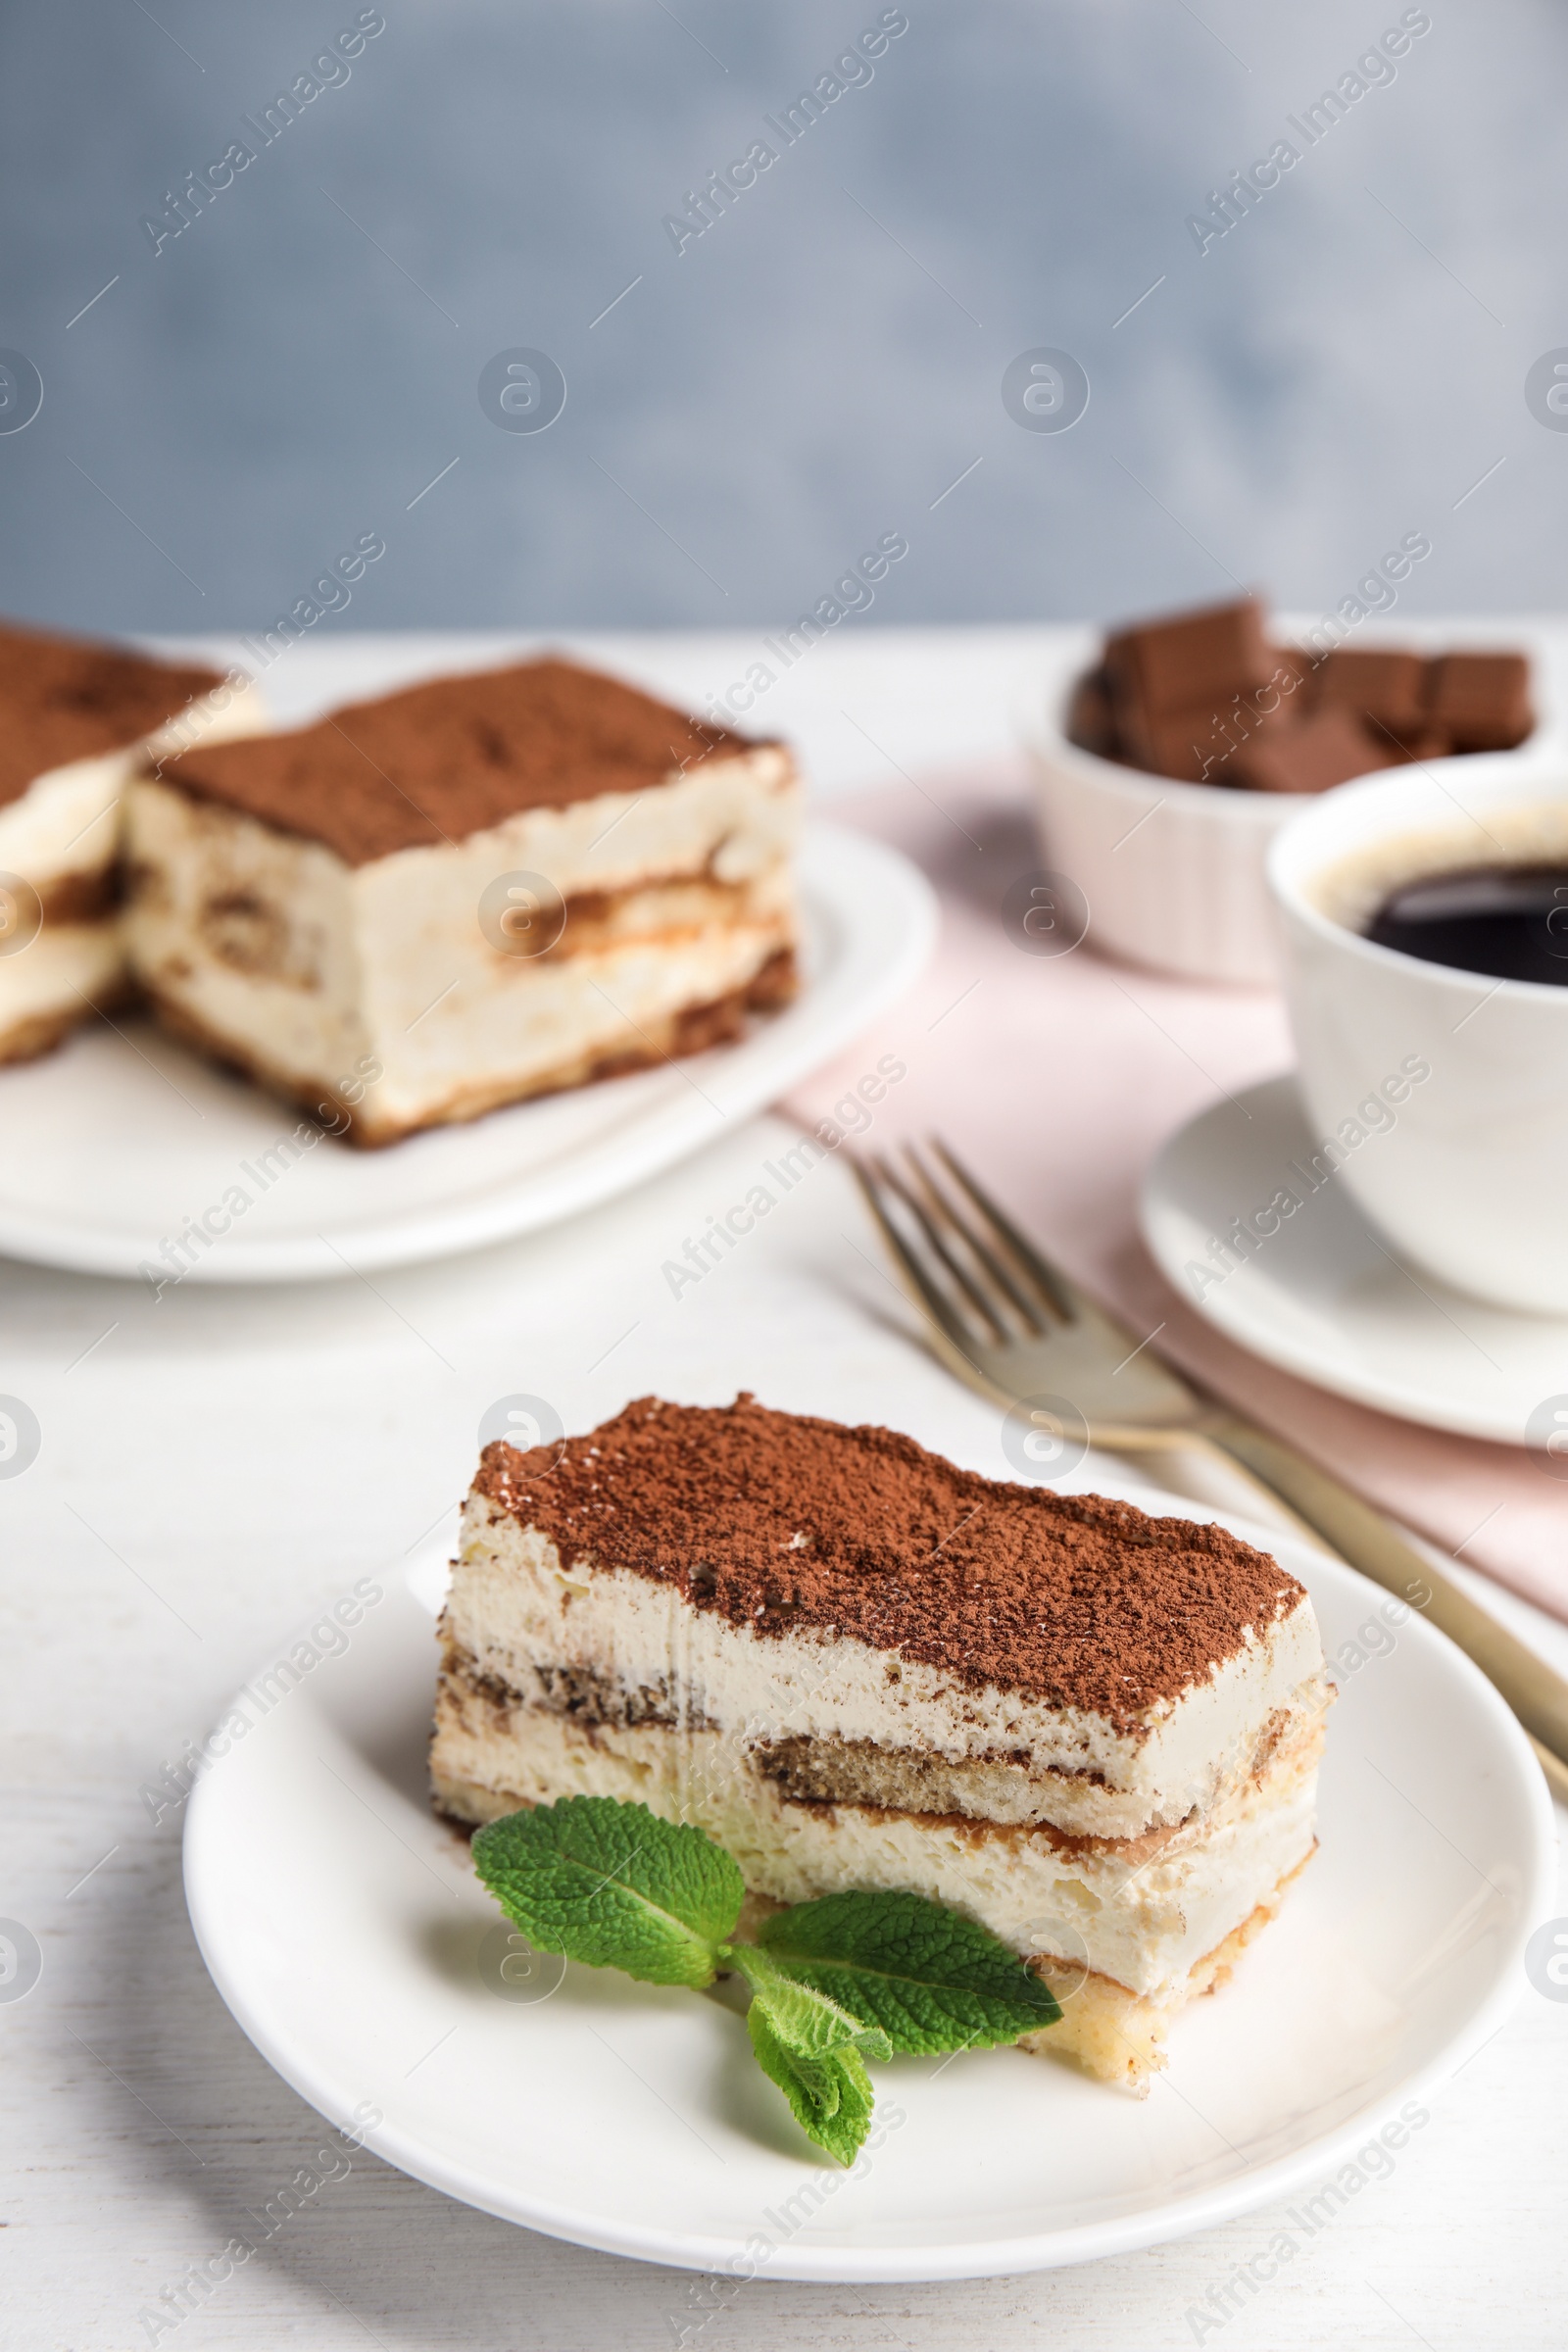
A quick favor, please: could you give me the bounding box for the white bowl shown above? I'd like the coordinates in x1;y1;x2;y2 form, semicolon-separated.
1022;638;1552;990
1023;658;1337;987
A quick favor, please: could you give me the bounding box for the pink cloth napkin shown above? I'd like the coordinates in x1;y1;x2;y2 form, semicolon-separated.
784;763;1568;1624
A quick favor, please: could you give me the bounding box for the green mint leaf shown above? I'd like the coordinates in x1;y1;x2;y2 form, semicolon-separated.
747;2006;875;2168
471;1796;744;1989
757;1889;1061;2053
725;1942;893;2064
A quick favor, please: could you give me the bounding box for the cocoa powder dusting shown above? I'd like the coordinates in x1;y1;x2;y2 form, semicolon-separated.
0;618;223;808
474;1396;1305;1731
165;657;768;864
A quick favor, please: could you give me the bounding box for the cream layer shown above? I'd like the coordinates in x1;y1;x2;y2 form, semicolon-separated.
429;1691;1322;2002
0;919;122;1061
443;1507;1329;1841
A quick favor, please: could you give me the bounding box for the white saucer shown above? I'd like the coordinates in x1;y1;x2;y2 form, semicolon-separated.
0;823;933;1285
183;1510;1551;2283
1141;1073;1568;1446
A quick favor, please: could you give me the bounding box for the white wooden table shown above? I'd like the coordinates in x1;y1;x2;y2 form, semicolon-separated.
2;629;1564;2351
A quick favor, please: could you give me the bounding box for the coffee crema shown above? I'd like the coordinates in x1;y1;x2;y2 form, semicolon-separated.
1367;862;1568;985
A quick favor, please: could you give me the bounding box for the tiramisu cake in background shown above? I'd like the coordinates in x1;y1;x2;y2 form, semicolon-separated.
124;658;799;1145
0;619;263;1064
431;1396;1333;2092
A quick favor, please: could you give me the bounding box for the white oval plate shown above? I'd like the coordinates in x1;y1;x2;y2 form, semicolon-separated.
0;823;933;1284
1141;1073;1568;1445
183;1512;1552;2282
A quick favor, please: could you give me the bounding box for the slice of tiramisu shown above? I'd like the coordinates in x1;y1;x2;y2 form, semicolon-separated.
123;658;800;1145
0;619;263;1064
431;1396;1332;2093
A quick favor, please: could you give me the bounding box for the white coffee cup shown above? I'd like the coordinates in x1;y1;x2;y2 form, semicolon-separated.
1267;757;1568;1314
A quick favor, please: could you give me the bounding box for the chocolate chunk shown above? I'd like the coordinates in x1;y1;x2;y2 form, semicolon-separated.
1229;707;1398;795
1271;645;1321;706
1315;648;1428;741
1104;596;1273;724
1065;666;1118;758
1378;728;1453;766
1080;597;1532;789
1132;709;1244;784
1424;653;1533;753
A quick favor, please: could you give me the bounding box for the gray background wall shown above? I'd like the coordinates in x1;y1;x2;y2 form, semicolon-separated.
0;1;1559;637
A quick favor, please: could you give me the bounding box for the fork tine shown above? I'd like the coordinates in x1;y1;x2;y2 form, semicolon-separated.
928;1138;1079;1323
900;1142;1052;1336
873;1155;1011;1343
849;1159;987;1356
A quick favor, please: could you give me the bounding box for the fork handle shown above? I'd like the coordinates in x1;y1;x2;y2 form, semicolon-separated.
1200;1410;1568;1777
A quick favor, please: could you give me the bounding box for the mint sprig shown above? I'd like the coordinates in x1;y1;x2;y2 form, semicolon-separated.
471;1795;1058;2166
471;1795;743;1987
755;1888;1061;2053
726;1940;894;2064
747;2008;876;2170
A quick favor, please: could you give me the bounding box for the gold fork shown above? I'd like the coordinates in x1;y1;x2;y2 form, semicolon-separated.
853;1137;1568;1801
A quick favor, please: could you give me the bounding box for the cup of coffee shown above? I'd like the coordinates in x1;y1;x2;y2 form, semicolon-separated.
1267;757;1568;1313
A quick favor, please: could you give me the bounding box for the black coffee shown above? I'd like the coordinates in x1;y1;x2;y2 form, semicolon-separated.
1367;863;1568;984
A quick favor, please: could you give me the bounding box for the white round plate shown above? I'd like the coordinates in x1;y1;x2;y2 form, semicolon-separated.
183;1515;1552;2283
1142;1073;1568;1446
0;824;932;1284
